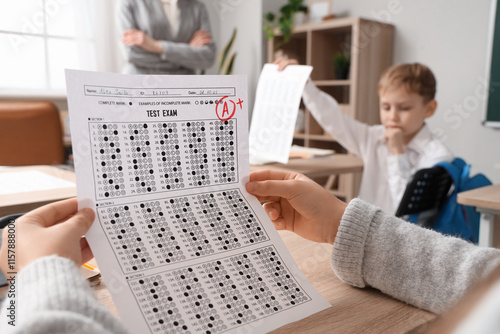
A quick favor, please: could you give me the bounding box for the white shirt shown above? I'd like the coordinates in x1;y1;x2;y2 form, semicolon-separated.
161;0;180;37
302;81;453;213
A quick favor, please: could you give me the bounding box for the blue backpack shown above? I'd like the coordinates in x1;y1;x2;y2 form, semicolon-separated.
427;158;492;243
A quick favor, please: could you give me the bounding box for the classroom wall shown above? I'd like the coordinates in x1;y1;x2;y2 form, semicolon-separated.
203;0;263;120
322;0;500;182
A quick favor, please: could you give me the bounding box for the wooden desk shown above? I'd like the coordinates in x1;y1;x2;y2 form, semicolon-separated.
458;184;500;247
251;154;363;201
90;230;435;333
250;154;363;179
0;165;76;217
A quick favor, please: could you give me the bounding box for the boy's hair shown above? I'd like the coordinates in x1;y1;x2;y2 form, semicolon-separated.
378;63;436;103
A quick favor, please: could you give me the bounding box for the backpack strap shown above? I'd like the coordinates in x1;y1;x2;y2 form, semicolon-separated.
435;157;467;190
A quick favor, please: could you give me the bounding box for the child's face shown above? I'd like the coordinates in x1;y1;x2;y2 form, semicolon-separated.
379;86;437;144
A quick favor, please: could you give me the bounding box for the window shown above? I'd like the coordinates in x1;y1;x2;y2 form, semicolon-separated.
0;0;99;94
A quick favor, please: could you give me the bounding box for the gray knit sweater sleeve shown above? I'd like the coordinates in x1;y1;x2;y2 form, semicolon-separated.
0;256;129;334
331;198;500;314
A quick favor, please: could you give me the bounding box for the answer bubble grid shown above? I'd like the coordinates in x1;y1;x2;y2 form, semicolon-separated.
96;189;270;274
128;246;313;334
88;120;239;200
155;122;185;191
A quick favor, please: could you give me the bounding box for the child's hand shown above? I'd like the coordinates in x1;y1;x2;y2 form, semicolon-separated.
246;170;347;244
384;127;405;155
273;57;299;71
0;198;95;275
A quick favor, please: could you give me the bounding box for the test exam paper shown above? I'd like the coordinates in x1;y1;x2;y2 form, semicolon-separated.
249;64;312;165
66;70;330;334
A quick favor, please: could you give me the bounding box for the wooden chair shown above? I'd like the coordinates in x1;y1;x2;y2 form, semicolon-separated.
395;166;453;229
0;101;65;166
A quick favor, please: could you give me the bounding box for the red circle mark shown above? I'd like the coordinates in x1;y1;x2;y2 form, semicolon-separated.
216;96;236;121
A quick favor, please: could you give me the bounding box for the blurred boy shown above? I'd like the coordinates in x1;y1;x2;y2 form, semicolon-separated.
275;59;453;213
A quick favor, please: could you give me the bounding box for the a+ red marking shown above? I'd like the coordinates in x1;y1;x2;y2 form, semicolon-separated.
237;98;244;109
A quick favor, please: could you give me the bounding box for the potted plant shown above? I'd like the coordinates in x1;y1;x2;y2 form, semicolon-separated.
332;52;350;80
218;28;237;75
201;28;237;75
263;0;308;50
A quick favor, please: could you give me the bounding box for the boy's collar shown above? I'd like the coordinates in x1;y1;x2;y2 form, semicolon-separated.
406;123;432;151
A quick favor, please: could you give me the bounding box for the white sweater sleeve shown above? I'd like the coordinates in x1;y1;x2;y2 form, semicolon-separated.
331;198;500;314
0;256;129;334
302;80;370;157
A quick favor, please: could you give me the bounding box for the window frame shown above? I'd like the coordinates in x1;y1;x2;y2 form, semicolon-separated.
0;0;115;99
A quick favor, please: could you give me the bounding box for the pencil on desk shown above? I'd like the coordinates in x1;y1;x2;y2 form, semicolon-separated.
82;262;96;271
